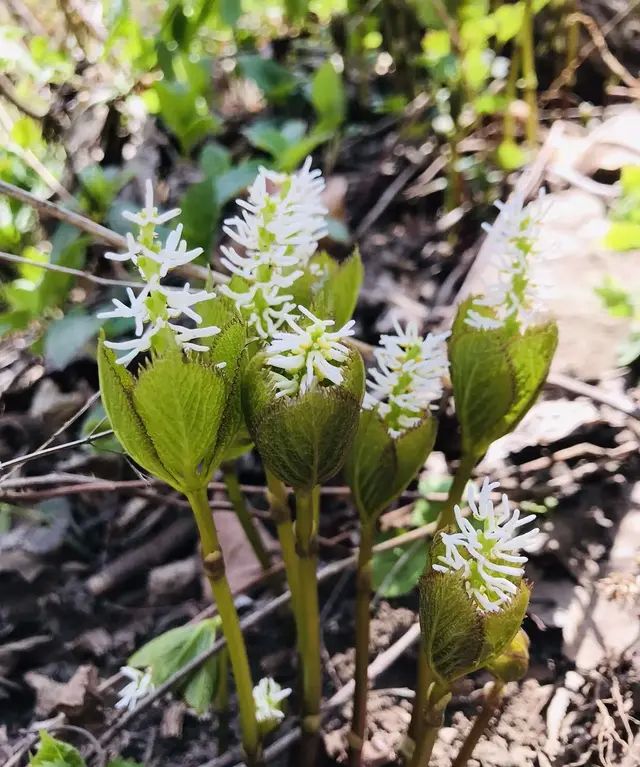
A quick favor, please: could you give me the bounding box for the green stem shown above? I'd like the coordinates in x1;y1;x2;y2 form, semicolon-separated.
405;453;477;761
503;47;520;144
187;487;261;766
407;652;432;744
407;684;449;767
438;452;477;529
222;462;272;572
520;0;539;146
295;485;322;761
450;680;504;767
266;470;301;622
348;522;375;767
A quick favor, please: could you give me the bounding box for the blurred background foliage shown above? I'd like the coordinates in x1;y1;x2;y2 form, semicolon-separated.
0;0;628;364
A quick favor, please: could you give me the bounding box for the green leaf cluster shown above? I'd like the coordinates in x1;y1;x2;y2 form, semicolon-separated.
448;297;558;460
129;618;221;714
419;567;530;684
242;347;365;489
29;731;141;767
98;302;245;493
344;409;437;521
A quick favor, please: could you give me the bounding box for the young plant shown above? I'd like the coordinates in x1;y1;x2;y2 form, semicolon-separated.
405;184;557;760
412;480;539;767
96;184;261;765
343;321;448;767
243;304;365;752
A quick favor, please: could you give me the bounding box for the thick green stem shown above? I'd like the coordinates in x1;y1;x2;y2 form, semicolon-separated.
408;685;449;767
520;0;539;146
266;470;301;621
222;462;271;572
438;452;477;529
451;681;504;767
187;487;261;766
348;522;375;767
503;47;520;144
295;485;322;761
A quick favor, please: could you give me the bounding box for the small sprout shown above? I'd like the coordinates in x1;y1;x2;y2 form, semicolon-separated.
466;188;549;332
253;677;292;735
266;305;355;398
363;319;450;437
99;182;219;365
433;478;539;613
116;666;154;711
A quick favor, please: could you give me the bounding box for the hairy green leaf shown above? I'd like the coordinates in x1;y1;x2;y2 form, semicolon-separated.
29;731;85;767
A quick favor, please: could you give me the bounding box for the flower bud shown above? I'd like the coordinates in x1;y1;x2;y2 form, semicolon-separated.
486;629;530;683
344;409;436;521
242;339;365;490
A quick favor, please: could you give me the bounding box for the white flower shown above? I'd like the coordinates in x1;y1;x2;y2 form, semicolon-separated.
219;157;327;341
223;156;327;267
102;185;220;365
465;188;549;331
104;318;165;367
253;677;292;730
98;283;152;336
363;319;450;437
433;478;540;613
162;283;217;324
266;305;355;398
122;180;180;227
115;666;154;711
169;322;221;352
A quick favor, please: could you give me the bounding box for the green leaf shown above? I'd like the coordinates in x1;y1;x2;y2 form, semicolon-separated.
11;116;41;148
29;731;85;767
154;79;219;153
419;570;484;683
372;536;427;597
449;299;557;458
45;313;102;371
130;619;220;715
345;410;436;521
595;276;635;318
97;337;178;489
481;581;530;665
311;249;363;327
492;1;524;42
311;61;345;132
178;177;218;254
449;318;516;458
199;142;231;178
243;348;365;488
132;352;228;491
604;221;640;252
237;55;298;101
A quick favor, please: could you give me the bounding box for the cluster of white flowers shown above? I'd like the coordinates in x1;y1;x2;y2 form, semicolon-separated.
219;157;327;340
116;666;154;711
465;188;549;332
99;181;220;365
433;478;540;613
253;677;292;730
266;305;355;398
363;319;450;438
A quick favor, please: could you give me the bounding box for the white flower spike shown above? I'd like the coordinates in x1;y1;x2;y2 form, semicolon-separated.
433;478;540;613
364;318;450;437
122;180;180;227
266;305;355;398
253;677;292;730
101;182;220;365
220;157;327;341
116;666;154;711
465;188;549;332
